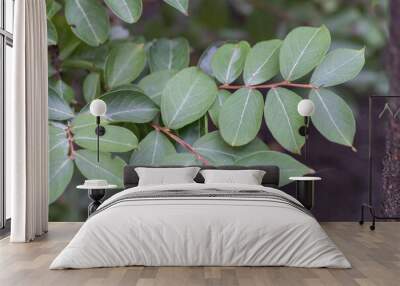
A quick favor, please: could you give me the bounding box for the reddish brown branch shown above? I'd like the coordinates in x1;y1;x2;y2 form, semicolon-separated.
152;124;209;165
66;123;76;160
219;80;317;90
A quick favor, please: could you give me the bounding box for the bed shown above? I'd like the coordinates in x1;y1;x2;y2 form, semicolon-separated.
50;165;350;269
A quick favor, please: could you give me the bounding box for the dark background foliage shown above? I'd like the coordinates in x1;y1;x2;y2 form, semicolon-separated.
49;0;389;221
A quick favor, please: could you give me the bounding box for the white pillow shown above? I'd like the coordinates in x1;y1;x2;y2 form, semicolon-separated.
135;167;200;186
200;169;266;185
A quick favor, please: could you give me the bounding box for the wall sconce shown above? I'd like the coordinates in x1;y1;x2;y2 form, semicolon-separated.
297;99;315;161
89;99;107;162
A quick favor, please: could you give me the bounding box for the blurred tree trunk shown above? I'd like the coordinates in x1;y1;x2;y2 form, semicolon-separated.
382;0;400;216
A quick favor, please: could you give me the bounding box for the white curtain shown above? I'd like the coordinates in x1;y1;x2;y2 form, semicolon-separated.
7;0;49;242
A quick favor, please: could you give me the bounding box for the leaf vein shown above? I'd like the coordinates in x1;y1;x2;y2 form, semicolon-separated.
75;152;122;182
168;75;201;126
314;89;351;146
247;44;280;84
272;88;300;153
232;89;251;145
74;0;101;44
287;27;320;80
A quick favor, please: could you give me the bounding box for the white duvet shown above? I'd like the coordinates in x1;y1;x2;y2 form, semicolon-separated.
50;183;350;269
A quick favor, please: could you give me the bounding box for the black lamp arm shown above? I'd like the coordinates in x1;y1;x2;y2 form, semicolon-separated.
299;117;310;137
95;116;106;162
298;116;310;162
95;116;106;136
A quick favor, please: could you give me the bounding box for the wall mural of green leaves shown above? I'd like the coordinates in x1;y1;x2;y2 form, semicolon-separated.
47;0;365;205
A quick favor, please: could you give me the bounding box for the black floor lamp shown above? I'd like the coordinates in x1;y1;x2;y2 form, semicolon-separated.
89;99;107;162
359;95;400;231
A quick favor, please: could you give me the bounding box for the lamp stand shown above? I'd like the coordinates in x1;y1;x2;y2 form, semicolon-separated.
95;116;106;162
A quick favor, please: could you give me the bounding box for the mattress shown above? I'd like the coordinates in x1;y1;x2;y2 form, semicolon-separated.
50;183;350;269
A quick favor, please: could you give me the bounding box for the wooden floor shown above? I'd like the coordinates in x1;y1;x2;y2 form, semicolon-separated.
0;222;399;286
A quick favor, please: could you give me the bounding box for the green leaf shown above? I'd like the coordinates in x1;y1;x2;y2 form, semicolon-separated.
280;26;331;81
161;153;202;165
311;48;365;87
49;124;68;155
49;125;73;204
148;38;190;72
176;120;202;153
219;88;264;146
47;19;58;46
198;42;220;76
193;131;236;165
49;79;75;103
61;59;101;73
163;0;189;16
233;137;270;158
71;113;109;132
193;131;269;165
243;40;281;85
47;0;62;19
48;87;74;121
83;72;101;103
101;85;159;123
65;0;110;47
59;39;81;61
161;67;218;129
74;150;126;187
49;148;74;204
211;41;250;84
265;88;305;154
130;130;176;165
310;88;356;150
138;70;177;106
74;125;138;152
105;43;146;89
104;0;142;24
69;44;109;69
235;151;314;186
52;12;82;59
108;84;143;93
208;90;230;127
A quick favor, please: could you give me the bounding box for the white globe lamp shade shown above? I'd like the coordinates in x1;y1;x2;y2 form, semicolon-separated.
90;99;107;117
297;99;315;117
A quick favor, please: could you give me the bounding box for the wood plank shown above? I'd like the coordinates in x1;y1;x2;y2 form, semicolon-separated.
0;222;399;286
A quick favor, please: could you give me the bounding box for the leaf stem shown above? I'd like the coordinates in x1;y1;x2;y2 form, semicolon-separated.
61;59;102;73
219;80;317;90
66;123;76;160
151;124;209;165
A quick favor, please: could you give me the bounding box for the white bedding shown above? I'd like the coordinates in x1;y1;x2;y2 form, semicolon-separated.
50;183;350;269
